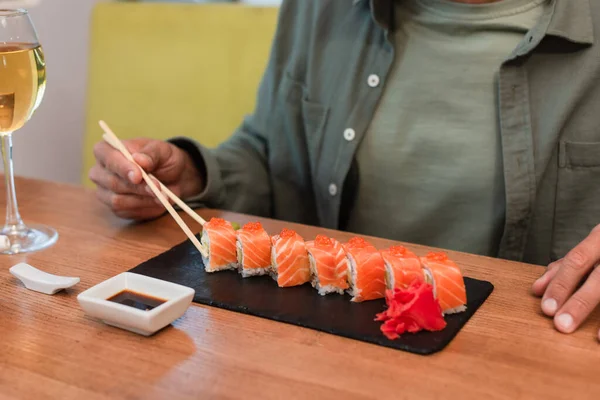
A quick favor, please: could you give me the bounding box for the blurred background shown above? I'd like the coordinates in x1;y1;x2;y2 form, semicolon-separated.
2;0;282;185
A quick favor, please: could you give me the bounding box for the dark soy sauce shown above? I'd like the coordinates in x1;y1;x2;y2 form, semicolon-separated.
107;290;167;311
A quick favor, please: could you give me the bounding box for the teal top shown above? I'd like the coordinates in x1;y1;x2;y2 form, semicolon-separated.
171;0;600;265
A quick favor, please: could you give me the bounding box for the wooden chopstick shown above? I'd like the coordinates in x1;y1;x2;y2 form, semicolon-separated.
98;120;208;259
100;130;206;226
158;182;207;226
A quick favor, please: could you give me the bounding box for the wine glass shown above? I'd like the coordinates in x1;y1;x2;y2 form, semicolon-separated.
0;9;57;254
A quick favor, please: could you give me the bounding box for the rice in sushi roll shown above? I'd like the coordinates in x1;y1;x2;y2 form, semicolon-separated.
380;245;425;290
344;237;387;302
270;228;311;287
236;222;272;277
420;251;467;314
305;235;348;295
200;217;239;272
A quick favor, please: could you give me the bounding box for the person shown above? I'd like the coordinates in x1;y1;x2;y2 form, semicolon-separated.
89;0;600;338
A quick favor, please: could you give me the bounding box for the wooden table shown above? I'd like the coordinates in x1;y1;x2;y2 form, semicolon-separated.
0;177;598;400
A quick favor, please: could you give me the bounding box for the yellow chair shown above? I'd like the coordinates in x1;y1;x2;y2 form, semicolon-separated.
82;2;279;186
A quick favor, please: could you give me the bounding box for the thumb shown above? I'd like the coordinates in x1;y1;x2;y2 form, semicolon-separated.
132;141;173;172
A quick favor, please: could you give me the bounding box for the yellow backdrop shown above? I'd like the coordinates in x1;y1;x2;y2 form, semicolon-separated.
82;2;279;186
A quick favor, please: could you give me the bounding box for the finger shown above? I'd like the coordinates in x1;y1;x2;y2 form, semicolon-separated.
133;152;154;172
93;141;142;184
553;265;600;333
541;228;600;317
133;141;174;174
96;188;164;212
88;164;150;196
143;180;183;203
532;262;560;297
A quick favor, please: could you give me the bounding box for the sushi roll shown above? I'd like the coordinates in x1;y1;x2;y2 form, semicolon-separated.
236;222;272;278
380;245;425;290
305;235;348;295
200;217;239;272
420;251;467;314
270;228;311;287
344;237;387;302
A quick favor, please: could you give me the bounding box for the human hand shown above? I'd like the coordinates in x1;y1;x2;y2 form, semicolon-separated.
532;225;600;339
89;138;203;220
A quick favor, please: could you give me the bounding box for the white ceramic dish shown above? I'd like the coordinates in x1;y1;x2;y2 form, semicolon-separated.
77;272;195;336
10;263;80;295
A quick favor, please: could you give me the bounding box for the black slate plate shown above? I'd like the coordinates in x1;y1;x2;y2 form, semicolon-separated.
129;237;494;355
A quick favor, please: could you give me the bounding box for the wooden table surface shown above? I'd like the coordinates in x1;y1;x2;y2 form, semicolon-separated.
0;177;599;400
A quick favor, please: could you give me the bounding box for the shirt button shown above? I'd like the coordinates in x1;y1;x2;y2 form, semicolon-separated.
367;74;380;87
343;128;356;141
328;183;338;196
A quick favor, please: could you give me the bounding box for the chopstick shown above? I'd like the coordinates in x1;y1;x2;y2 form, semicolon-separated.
98;120;208;258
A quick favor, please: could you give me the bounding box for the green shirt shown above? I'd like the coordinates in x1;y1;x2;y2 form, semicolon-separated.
171;0;600;266
345;0;549;256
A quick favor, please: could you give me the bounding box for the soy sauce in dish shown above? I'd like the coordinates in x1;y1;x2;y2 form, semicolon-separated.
107;290;166;311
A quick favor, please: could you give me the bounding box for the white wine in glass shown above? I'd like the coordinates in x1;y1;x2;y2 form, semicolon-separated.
0;9;57;254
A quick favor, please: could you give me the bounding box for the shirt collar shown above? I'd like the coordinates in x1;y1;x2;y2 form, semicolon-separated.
353;0;395;31
546;0;594;45
354;0;594;45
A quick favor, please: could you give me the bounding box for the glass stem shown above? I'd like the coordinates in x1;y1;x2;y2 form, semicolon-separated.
1;133;25;232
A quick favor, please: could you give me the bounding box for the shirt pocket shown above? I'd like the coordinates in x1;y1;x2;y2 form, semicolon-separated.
276;72;329;179
551;140;600;260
